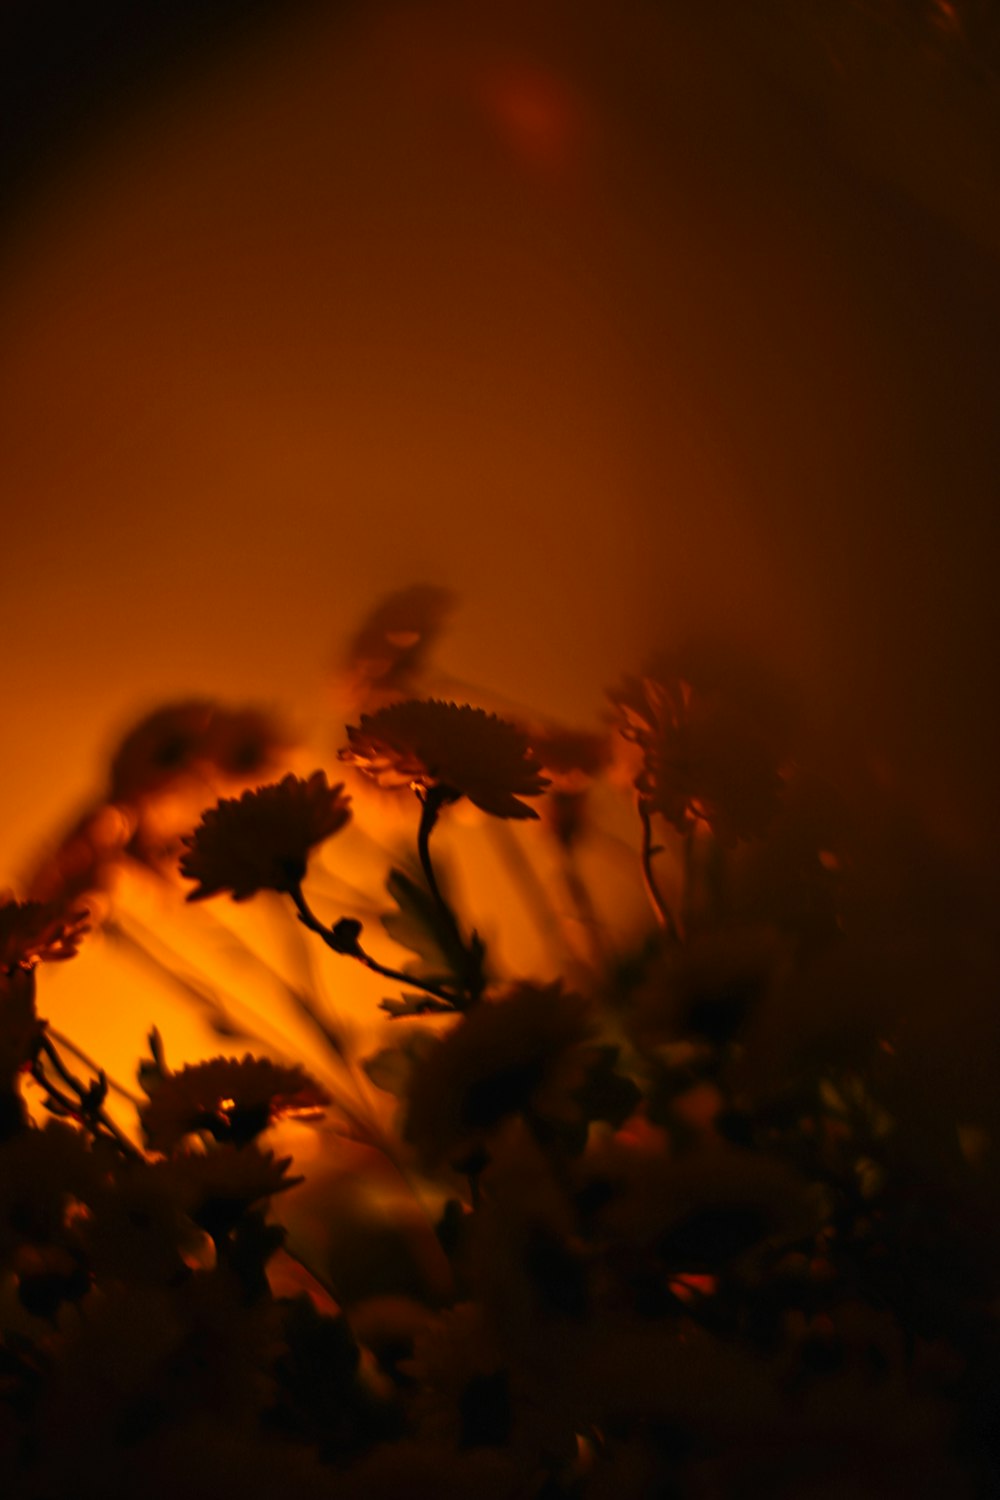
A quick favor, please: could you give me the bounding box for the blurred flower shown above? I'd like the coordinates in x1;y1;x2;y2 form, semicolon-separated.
140;1054;331;1152
341;699;549;819
179;771;351;901
524;723;610;847
202;706;292;784
593;1142;817;1271
25;803;134;916
404;984;594;1167
82;1158;203;1284
109;699;290;802
162;1145;301;1236
728;769;850;952
628;924;792;1049
341;584;456;708
0;896;89;971
524;724;609;793
402;1298;574;1468
0;1120;103;1257
610;652;791;844
109;700;218;801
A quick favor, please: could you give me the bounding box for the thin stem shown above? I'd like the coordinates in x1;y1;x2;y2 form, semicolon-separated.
637;798;678;940
416;788;451;919
288;886;456;1007
416;788;484;1004
33;1036;144;1162
48;1028;144;1107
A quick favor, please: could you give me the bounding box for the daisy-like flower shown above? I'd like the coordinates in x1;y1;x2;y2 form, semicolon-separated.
341;699;549;819
403;984;594;1167
179;771;351;901
0;896;90;972
139;1054;331;1152
609;658;788;845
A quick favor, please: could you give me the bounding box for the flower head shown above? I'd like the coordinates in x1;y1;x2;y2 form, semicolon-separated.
403;984;594;1167
179;772;351;901
609;654;790;845
0;896;90;972
341;699;549;819
140;1053;331;1152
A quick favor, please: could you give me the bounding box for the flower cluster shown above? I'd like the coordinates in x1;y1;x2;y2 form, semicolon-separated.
0;601;994;1499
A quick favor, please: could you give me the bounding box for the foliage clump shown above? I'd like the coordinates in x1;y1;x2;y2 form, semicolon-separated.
0;592;997;1498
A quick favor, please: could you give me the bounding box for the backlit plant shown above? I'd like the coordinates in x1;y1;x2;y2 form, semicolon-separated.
0;591;996;1499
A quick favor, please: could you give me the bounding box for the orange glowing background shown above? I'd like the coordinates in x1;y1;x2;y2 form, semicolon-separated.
2;0;999;1087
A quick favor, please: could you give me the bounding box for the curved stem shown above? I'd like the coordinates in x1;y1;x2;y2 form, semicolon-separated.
637;798;678;941
416;788;451;921
416;788;485;1004
288;886;456;1007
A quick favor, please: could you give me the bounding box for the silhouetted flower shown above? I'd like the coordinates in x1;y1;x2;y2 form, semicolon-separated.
140;1054;331;1152
0;896;89;971
404;984;594;1166
341;699;549;818
179;772;351;900
610;658;788;844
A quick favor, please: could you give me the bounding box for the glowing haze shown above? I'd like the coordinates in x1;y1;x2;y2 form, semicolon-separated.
1;0;998;1073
